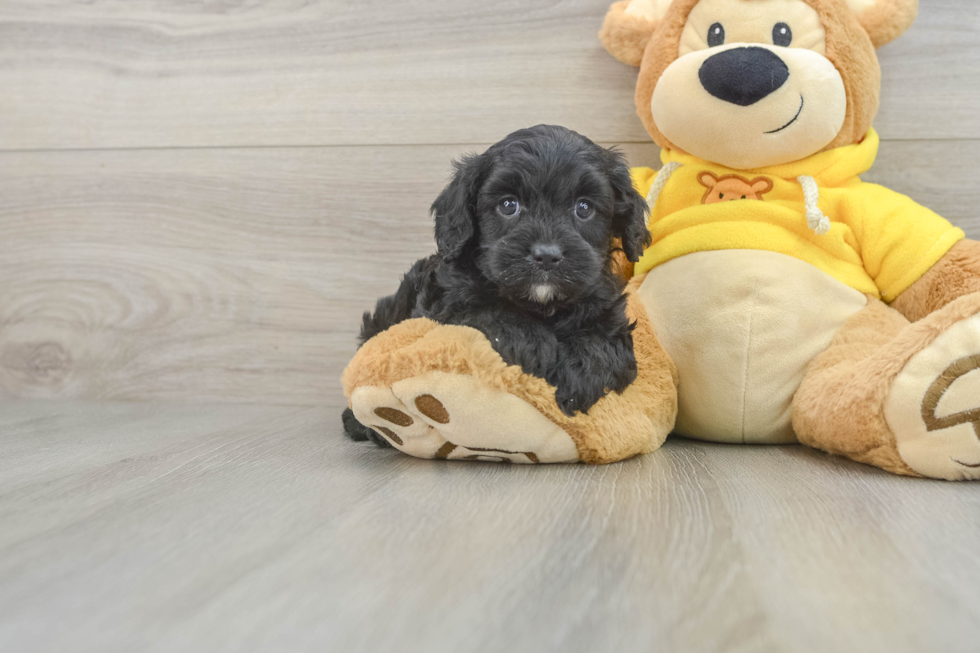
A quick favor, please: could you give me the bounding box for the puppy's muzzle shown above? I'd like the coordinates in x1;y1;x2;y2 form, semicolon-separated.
529;243;564;271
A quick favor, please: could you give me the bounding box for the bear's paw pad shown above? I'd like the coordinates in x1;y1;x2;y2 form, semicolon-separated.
886;312;980;481
349;371;581;464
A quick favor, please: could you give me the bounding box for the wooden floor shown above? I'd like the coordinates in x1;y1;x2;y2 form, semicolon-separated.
2;1;980;651
1;1;978;404
0;399;978;653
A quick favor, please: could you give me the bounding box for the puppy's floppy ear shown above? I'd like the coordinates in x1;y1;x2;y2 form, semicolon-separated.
431;152;492;261
845;0;918;48
606;149;651;263
599;0;672;67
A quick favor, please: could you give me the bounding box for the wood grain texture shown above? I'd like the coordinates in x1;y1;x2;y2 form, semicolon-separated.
2;3;978;650
2;140;977;404
0;0;977;151
0;401;978;653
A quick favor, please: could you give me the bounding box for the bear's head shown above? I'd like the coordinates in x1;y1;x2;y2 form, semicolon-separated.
600;0;918;169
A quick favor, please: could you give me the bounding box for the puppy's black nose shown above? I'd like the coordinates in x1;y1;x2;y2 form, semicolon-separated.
699;47;789;106
531;244;563;270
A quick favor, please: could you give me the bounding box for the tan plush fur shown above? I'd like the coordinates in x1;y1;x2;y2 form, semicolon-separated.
343;277;679;464
793;298;915;475
854;0;918;48
794;291;980;476
600;0;661;67
891;240;980;323
605;0;883;155
611;237;637;281
813;0;882;151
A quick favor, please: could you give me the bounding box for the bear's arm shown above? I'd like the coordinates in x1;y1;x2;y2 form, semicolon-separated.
844;182;965;303
891;239;980;322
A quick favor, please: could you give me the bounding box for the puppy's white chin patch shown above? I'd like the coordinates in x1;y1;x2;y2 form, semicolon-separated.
531;284;556;303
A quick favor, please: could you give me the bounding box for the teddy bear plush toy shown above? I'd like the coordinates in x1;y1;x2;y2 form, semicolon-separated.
343;0;980;480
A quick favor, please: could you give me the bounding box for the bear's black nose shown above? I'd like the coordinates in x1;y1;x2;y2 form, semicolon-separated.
699;47;789;106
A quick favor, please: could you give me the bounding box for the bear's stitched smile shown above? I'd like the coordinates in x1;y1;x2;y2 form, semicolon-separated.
953;458;980;468
764;95;805;134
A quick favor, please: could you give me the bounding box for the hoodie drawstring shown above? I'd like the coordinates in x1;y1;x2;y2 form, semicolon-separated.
798;175;831;235
648;164;831;236
647;161;683;208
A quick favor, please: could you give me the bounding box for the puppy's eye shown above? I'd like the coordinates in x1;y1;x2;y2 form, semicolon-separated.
773;22;792;47
497;198;521;218
574;199;595;221
707;23;725;47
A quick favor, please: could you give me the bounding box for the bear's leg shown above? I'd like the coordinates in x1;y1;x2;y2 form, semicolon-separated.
342;280;679;464
793;293;980;480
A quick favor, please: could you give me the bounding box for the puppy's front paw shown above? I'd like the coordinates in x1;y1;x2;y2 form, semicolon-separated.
342;407;393;448
554;379;608;417
611;357;639;394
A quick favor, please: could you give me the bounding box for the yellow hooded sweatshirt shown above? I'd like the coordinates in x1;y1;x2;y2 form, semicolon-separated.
630;130;964;302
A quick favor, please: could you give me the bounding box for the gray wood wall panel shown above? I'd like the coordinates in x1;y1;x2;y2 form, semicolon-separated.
1;140;977;404
0;0;976;151
0;0;977;403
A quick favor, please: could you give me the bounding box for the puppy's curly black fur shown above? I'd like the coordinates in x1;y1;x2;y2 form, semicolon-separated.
344;125;651;446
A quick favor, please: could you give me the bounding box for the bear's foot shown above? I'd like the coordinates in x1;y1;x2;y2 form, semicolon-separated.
349;371;580;463
795;292;980;480
341;291;679;466
885;303;980;481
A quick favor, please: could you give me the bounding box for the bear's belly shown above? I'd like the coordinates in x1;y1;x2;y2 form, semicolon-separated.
636;250;868;444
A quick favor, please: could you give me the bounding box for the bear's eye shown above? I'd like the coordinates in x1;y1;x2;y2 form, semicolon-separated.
719;193;724;199
497;198;520;218
707;23;725;47
773;22;792;47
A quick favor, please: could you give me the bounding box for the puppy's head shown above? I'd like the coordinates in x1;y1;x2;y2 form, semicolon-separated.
432;125;650;306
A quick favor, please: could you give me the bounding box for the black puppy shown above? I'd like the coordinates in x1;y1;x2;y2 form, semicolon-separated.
344;125;651;447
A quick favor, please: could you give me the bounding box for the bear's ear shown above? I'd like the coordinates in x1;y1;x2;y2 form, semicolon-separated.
845;0;918;48
599;0;674;67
